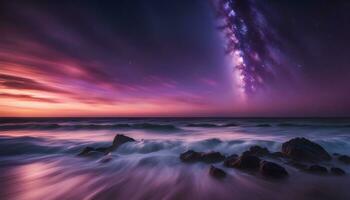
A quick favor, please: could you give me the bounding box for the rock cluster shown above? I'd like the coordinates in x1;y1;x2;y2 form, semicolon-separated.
78;135;348;180
179;137;347;180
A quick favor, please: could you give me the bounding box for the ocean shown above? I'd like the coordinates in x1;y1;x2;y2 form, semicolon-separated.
0;117;350;200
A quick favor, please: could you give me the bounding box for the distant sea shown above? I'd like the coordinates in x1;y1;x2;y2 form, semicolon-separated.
1;117;350;200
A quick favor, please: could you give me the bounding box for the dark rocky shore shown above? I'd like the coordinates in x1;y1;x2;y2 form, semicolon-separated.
79;135;348;180
179;137;348;179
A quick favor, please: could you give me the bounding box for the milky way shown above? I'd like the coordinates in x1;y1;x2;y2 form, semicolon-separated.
215;0;295;97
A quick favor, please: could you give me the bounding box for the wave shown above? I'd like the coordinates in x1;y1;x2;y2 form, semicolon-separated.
186;123;239;128
186;123;219;127
221;123;239;127
0;136;63;156
0;123;179;131
10;121;349;131
132;123;179;131
117;140;183;154
243;123;350;128
255;124;272;127
277;123;350;128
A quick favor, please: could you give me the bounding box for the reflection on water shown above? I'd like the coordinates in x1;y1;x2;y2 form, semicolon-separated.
12;162;95;200
2;156;350;200
1;118;350;200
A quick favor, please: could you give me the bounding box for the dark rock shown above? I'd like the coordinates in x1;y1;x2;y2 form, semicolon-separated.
269;152;286;159
232;155;261;170
242;151;250;157
308;165;328;174
282;137;331;162
78;134;136;157
78;146;95;156
112;134;136;148
243;145;270;157
338;155;350;164
180;150;225;163
78;146;106;157
180;150;202;162
287;161;308;171
224;154;239;167
201;152;225;163
209;165;227;179
330;167;346;175
259;161;288;179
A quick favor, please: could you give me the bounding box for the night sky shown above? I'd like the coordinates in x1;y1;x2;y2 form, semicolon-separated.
0;0;349;117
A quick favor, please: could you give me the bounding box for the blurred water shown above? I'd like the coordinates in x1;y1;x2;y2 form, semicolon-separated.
1;118;350;200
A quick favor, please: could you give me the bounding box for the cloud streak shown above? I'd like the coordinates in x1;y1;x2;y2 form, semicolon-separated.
0;73;69;94
0;93;60;103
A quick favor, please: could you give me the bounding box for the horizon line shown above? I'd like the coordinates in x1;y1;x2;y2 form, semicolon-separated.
0;116;350;119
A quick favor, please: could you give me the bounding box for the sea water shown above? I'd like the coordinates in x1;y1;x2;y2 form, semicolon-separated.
0;117;350;200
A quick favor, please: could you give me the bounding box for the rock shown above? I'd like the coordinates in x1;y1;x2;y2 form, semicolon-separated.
259;161;288;179
330;167;346;175
232;155;261;170
338;155;350;164
287;161;308;171
224;154;239;167
180;150;225;163
209;165;227;179
269;152;287;159
282;137;331;162
201;152;225;163
243;145;270;157
78;134;136;157
112;134;136;148
78;146;95;156
180;150;202;162
78;146;106;157
308;165;328;174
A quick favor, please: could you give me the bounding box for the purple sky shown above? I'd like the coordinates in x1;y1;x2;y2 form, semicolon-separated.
0;0;349;117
